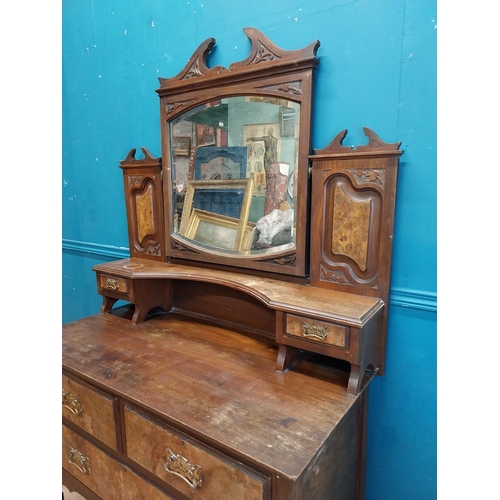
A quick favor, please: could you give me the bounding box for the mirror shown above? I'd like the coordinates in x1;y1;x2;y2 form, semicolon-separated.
157;28;320;276
170;96;300;254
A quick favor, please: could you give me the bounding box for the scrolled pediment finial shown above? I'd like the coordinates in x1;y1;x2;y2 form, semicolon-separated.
356;127;401;152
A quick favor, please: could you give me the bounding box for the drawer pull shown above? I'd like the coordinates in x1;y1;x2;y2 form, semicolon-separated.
302;322;329;340
68;447;91;474
62;389;82;416
105;277;119;290
164;447;202;490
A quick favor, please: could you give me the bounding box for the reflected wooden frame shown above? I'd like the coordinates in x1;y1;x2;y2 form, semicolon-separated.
173;136;191;156
178;177;254;242
184;209;256;251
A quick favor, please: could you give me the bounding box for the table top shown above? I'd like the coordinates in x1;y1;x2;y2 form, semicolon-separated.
62;307;373;479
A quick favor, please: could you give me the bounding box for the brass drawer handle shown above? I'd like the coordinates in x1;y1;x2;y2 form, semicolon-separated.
68;447;91;474
301;322;329;340
105;277;119;290
164;447;202;490
62;389;83;416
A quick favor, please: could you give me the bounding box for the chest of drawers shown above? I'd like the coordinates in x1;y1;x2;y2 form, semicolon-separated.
62;308;373;500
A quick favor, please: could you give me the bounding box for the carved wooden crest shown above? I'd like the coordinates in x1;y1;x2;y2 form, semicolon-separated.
157;28;320;94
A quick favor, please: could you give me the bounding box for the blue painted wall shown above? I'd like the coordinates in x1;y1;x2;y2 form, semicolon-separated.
62;1;437;498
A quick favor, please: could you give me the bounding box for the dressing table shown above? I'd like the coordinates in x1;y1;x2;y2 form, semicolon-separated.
62;28;403;499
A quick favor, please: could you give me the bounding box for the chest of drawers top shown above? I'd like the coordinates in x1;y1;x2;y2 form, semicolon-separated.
62;309;370;481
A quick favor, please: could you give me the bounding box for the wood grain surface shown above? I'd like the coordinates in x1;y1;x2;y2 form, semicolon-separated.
63;309;370;481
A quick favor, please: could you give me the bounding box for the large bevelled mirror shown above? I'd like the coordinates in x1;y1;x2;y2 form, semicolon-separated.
157;28;320;276
170;97;300;254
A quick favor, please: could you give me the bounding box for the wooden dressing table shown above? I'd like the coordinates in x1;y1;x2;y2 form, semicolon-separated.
63;28;402;499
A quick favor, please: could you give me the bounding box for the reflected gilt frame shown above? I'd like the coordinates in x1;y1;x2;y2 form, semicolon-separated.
178;177;254;244
184;209;256;251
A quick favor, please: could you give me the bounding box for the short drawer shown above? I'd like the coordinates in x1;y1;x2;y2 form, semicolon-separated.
62;375;117;450
99;274;129;295
124;406;270;500
285;314;349;349
62;425;172;500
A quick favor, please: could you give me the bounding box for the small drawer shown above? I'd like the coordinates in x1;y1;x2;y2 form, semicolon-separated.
62;375;117;450
285;314;349;349
62;425;172;500
124;407;270;500
99;274;129;295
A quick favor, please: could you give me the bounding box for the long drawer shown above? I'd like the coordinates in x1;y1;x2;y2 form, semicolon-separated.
62;375;117;450
62;425;172;500
124;406;271;500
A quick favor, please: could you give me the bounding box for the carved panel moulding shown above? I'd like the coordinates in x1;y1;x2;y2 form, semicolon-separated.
347;167;386;189
165;101;195;117
156;28;320;95
320;266;352;286
320;264;379;288
256;81;303;97
145;244;161;256
128;175;143;187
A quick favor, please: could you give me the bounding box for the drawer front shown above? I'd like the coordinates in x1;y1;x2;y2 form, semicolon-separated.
99;274;129;295
62;425;172;500
124;407;270;500
62;375;117;450
285;314;349;349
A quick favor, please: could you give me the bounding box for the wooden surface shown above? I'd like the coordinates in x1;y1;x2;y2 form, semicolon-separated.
63;308;373;492
93;258;383;327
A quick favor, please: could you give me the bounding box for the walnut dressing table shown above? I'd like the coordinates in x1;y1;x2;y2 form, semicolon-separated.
63;28;403;500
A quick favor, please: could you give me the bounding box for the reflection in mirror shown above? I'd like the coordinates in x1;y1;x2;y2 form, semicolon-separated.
170;96;300;255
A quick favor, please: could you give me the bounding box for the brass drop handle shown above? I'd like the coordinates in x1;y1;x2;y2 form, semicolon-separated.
105;277;119;290
164;447;202;490
68;447;91;474
62;389;83;416
301;322;328;340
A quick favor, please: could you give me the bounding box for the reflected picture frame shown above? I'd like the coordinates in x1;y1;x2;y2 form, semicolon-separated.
173;136;191;156
178;177;254;249
184;209;256;251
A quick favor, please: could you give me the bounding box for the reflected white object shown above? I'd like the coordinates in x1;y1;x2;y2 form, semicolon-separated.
256;208;294;245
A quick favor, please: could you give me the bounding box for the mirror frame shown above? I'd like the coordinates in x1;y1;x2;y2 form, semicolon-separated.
157;28;320;277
